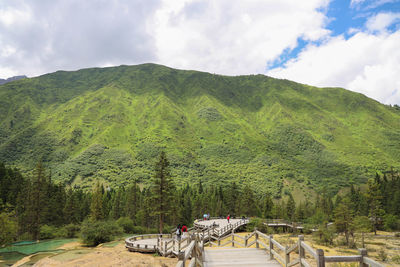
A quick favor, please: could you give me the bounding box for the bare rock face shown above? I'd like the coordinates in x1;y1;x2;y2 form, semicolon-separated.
0;75;27;85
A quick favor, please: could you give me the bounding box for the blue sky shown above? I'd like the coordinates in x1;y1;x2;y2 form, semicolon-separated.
0;0;399;104
269;0;400;70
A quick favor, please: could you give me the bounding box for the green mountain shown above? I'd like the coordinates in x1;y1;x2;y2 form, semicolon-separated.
1;63;399;197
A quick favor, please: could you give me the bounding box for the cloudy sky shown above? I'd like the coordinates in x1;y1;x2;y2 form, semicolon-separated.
0;0;399;105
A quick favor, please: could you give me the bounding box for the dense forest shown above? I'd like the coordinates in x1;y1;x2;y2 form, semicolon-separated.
0;152;399;247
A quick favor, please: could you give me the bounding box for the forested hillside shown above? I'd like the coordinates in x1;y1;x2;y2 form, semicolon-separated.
1;160;399;246
0;63;399;196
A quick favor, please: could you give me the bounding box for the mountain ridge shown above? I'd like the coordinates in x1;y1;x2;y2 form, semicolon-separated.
1;63;399;198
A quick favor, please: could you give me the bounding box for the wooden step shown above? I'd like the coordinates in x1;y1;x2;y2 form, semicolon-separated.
204;248;281;267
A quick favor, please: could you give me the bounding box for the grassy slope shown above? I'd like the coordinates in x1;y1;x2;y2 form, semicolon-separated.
0;64;399;197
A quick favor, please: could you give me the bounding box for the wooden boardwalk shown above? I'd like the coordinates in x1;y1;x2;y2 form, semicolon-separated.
125;218;383;267
203;248;281;267
125;218;248;255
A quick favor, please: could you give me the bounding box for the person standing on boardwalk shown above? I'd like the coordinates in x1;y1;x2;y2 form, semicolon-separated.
181;224;188;238
227;214;230;224
176;224;182;241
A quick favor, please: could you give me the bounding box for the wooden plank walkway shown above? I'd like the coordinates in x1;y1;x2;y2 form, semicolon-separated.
203;248;281;267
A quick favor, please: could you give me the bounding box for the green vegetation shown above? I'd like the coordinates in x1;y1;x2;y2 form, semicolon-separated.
0;64;399;196
1;159;399;249
80;220;122;247
150;151;175;233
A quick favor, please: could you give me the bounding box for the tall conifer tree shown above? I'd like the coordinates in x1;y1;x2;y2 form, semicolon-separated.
151;151;175;233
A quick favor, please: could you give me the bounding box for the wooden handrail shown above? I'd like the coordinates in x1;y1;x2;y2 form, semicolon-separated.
128;220;384;267
205;230;384;267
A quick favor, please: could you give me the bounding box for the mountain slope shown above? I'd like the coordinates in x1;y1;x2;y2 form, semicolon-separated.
0;64;399;197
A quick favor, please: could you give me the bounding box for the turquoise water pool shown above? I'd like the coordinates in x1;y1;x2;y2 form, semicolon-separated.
0;239;76;266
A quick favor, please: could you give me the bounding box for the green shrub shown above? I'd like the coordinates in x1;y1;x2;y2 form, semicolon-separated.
245;217;269;233
40;225;57;240
392;255;400;264
116;217;134;233
80;220;123;246
383;214;399;231
0;212;17;245
58;224;80;238
377;248;387;262
130;226;159;234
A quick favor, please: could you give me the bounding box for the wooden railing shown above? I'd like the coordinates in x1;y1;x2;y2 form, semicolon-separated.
207;229;384;267
193;218;249;237
176;236;204;267
125;233;172;252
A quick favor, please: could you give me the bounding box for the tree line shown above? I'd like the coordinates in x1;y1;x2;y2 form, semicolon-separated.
1;153;399;247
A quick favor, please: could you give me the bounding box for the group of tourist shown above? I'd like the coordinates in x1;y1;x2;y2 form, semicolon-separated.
175;224;188;240
176;214;235;240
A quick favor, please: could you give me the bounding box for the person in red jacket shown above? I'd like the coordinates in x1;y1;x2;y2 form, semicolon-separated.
181;224;188;238
227;214;230;224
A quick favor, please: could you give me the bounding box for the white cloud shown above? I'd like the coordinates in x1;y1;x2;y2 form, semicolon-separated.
267;28;400;105
0;0;399;105
350;0;399;9
0;5;31;26
365;12;400;33
0;0;161;78
152;0;330;75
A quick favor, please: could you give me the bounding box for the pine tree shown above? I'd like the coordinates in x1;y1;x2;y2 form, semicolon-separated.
125;182;139;221
286;193;296;221
225;182;239;215
334;197;354;246
64;189;80;224
240;184;258;217
26;162;47;239
111;189;122;220
353;215;372;248
90;182;104;221
150;151;175;233
366;179;385;235
262;194;274;219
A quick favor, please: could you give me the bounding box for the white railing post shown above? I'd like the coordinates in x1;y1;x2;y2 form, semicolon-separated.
255;228;259;249
178;251;185;267
316;249;325;267
285;246;289;267
299;235;305;267
359;248;368;267
269;235;274;260
231;228;235;247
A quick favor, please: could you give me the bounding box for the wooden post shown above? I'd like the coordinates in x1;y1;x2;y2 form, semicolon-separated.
178;238;181;252
245;234;248;247
164;241;167;254
285;247;290;267
298;235;305;267
192;240;197;260
231;228;235;247
316;249;325;267
359;248;368;267
178;251;185;267
255;227;259;249
269;235;274;260
218;236;221;246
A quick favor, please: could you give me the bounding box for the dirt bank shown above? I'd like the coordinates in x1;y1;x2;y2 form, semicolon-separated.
32;242;177;267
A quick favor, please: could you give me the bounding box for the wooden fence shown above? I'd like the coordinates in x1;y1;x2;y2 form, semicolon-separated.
193;218;249;237
176;235;205;267
125;233;172;253
175;228;384;267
